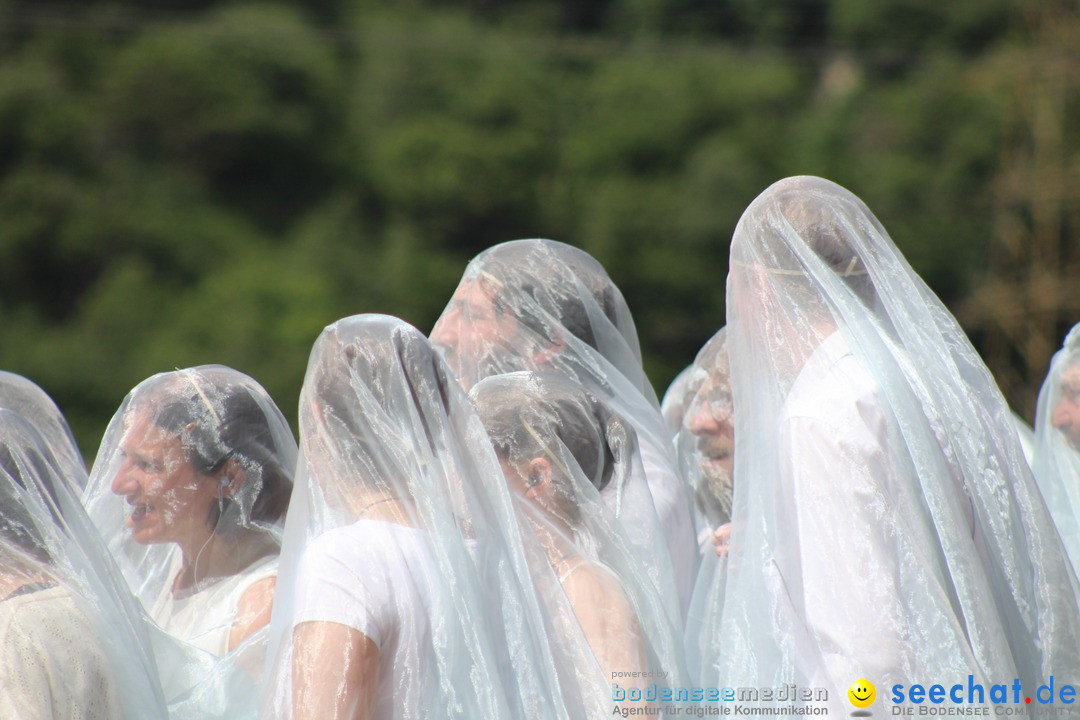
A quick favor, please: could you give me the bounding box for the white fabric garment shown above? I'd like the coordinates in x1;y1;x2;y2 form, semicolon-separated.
0;409;167;719
291;520;441;720
431;238;697;620
262;315;569;720
0;585;121;720
1032;324;1080;573
776;330;907;687
152;552;278;656
694;176;1080;709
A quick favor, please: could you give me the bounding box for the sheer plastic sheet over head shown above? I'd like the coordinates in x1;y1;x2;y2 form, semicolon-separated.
1033;324;1080;573
1011;411;1036;469
430;238;647;397
710;176;1080;707
82;365;297;715
0;370;87;491
470;371;689;715
0;409;167;719
431;238;697;621
675;327;733;534
660;364;699;434
674;328;739;689
263;314;569;720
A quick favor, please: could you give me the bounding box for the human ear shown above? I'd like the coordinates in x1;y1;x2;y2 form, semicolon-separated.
217;460;244;499
525;457;553;498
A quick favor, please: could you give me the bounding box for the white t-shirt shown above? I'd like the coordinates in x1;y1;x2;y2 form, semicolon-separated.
0;584;122;720
292;520;440;720
152;552;278;656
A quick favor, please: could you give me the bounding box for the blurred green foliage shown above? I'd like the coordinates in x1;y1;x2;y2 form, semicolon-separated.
0;0;1073;459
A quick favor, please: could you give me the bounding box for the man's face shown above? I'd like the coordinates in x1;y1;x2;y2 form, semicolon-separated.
430;276;522;387
686;371;734;486
1052;363;1080;450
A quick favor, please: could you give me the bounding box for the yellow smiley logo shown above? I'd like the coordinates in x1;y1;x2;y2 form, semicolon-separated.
848;679;876;708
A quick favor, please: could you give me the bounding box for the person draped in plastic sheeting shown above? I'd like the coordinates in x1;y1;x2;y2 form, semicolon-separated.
1032;324;1080;573
83;366;295;658
0;370;87;491
430;238;697;621
262;315;569;720
671;328;734;558
666;329;734;686
707;176;1080;707
0;410;167;720
470;371;688;715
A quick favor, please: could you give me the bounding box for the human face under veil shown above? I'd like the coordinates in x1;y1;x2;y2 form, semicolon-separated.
430;238;647;396
470;371;688;715
680;328;735;533
431;237;697;623
83;365;296;659
0;409;167;719
262;314;569;720
704;176;1080;709
1049;337;1080;452
1032;324;1080;573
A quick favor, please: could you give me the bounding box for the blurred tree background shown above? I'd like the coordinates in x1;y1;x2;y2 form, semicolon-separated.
0;0;1076;460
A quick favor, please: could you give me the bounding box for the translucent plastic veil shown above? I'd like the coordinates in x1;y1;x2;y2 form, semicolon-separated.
1012;412;1036;470
660;364;698;434
431;238;697;620
0;409;167;719
1032;324;1080;572
673;328;736;684
673;328;733;535
705;176;1080;707
471;371;689;715
82;365;297;716
0;370;87;490
262;315;569;720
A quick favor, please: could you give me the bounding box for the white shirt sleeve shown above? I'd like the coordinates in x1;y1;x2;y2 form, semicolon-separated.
292;529;387;648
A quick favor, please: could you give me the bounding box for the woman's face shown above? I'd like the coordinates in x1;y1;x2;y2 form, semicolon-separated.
110;411;218;546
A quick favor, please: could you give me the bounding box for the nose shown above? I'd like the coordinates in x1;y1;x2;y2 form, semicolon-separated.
110;458;140;496
430;309;459;350
1052;398;1072;431
688;398;720;436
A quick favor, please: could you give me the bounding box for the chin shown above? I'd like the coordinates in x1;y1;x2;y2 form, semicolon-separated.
130;531;155;545
130;525;166;546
